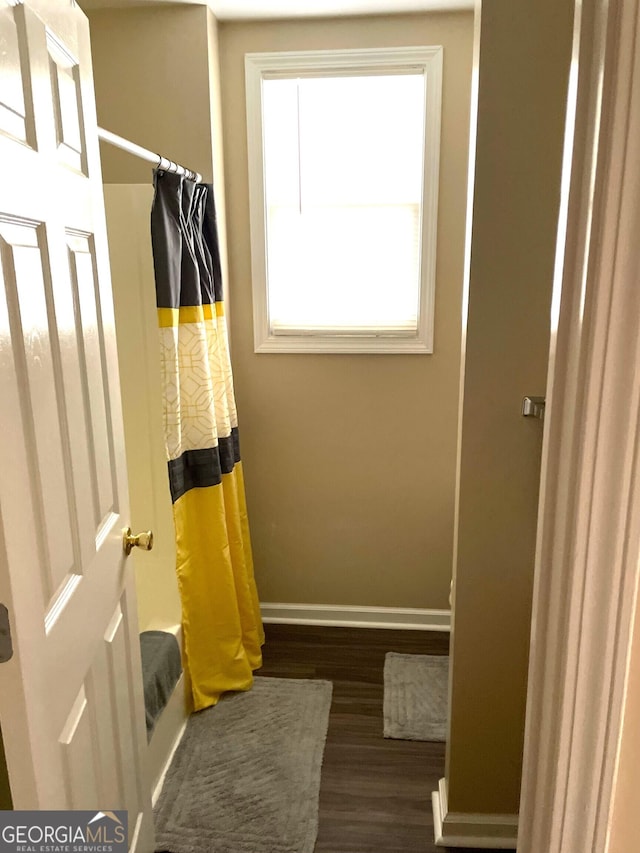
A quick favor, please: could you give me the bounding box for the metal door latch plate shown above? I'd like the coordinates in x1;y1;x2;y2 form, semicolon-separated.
522;396;546;419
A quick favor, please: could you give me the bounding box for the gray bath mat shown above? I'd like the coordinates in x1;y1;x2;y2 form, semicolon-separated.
383;652;449;741
154;677;332;853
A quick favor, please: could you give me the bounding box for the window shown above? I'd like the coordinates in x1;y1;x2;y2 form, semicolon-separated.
245;47;442;353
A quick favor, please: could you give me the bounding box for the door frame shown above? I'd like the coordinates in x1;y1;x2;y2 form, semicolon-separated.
518;0;640;850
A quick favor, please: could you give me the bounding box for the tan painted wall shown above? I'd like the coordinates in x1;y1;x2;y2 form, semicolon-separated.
206;9;231;307
446;0;575;816
88;5;214;184
218;12;473;609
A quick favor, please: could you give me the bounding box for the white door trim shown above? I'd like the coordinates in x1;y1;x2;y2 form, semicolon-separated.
519;1;640;852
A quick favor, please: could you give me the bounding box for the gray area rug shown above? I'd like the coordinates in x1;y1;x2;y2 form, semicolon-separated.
383;652;449;742
154;677;332;853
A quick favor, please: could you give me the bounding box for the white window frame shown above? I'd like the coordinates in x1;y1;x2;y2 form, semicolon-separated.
244;46;443;354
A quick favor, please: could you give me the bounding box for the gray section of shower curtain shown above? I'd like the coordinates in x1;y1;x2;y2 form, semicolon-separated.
167;430;240;502
150;169;221;309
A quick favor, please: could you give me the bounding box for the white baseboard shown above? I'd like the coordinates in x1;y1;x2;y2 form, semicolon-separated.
260;602;451;631
432;778;518;849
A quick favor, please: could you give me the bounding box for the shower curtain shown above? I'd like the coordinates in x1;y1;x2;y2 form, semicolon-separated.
151;169;264;711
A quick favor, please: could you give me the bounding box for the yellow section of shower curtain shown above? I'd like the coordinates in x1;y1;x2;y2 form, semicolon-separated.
173;463;264;711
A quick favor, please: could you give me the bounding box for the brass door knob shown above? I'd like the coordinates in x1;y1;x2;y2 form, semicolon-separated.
122;527;154;556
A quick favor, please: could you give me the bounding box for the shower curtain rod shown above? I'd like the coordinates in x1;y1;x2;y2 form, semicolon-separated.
97;127;202;183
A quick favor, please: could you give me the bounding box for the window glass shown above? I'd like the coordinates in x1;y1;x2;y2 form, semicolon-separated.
262;73;425;334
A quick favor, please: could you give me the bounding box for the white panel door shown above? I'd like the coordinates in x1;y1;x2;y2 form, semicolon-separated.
0;0;154;849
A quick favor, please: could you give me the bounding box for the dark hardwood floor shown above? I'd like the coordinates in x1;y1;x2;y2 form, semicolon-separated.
258;624;491;853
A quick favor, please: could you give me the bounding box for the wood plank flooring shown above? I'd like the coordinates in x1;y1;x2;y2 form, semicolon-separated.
258;623;492;853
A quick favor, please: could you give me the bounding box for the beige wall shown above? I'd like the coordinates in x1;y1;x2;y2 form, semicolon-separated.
446;0;574;816
88;5;215;184
206;9;231;305
219;12;473;609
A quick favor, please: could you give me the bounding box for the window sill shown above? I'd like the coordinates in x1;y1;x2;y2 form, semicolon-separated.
254;334;433;354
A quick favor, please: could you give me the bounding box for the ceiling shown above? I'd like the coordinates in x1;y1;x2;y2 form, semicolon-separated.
79;0;474;20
